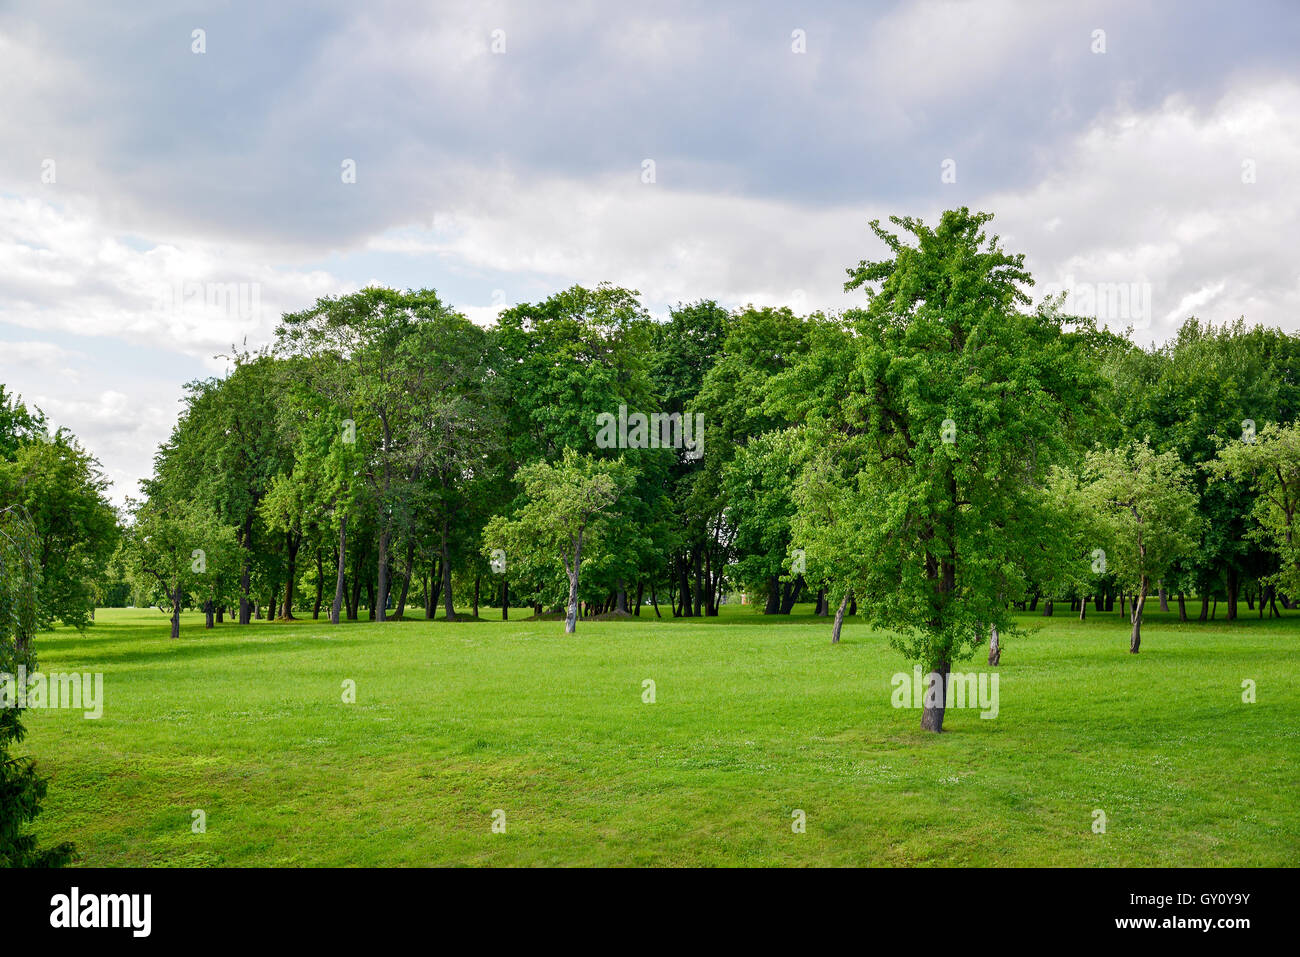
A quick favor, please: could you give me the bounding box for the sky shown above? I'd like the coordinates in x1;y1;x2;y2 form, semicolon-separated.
2;0;1299;504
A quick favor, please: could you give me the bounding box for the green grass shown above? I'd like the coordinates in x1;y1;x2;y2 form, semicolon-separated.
16;603;1300;867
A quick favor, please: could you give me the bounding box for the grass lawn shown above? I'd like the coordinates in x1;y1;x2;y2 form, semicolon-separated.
17;603;1300;867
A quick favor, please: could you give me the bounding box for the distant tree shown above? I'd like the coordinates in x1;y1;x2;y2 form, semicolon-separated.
1082;439;1201;652
1207;421;1300;602
119;497;238;638
484;450;633;633
0;505;74;866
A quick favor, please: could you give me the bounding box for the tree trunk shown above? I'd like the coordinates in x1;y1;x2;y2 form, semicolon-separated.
375;525;391;622
1130;577;1147;653
331;518;347;623
616;579;627;614
779;575;805;614
763;575;780;615
1226;567;1239;621
988;624;1000;666
565;535;583;634
171;586;182;639
1197;590;1208;622
920;660;950;732
473;574;480;619
1042;600;1053;616
651;582;661;617
1177;591;1187;622
441;522;456;622
1079;595;1087;620
281;532;299;621
313;547;324;619
634;581;644;616
501;580;509;621
394;540;415;620
815;587;828;616
204;599;214;629
1158;583;1170;612
831;592;849;644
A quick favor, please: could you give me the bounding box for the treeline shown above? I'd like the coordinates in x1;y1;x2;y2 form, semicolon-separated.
4;211;1299;684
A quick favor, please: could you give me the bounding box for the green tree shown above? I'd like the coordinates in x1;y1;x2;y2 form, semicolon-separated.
484;450;634;633
0;432;119;629
120;497;238;639
814;208;1102;731
1081;439;1202;652
1207;421;1300;603
0;505;74;866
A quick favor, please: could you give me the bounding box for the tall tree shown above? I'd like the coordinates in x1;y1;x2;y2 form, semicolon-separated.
813;208;1102;731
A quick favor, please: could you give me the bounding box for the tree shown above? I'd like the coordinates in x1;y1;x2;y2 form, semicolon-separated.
1081;439;1201;652
0;505;74;866
1207;421;1300;602
0;432;119;629
812;208;1102;731
484;450;633;633
120;497;238;639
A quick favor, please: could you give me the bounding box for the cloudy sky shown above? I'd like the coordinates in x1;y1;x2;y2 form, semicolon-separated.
2;0;1298;503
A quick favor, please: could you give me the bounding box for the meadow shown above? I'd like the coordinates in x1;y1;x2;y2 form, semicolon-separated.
18;604;1300;867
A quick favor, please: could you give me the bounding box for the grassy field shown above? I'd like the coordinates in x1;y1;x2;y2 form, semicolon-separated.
17;603;1300;867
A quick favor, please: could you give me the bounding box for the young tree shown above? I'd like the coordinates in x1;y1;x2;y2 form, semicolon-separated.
1082;439;1201;653
483;450;633;633
120;497;238;639
0;505;74;866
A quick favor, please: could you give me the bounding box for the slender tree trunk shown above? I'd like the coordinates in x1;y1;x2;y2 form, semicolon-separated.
1079;595;1087;620
281;532;299;621
394;540;415;620
473;574;480;619
616;579;627;613
313;547;324;619
988;624;1001;666
634;581;644;616
1198;590;1209;622
763;575;780;615
651;582;661;617
441;520;456;622
375;525;391;622
1042;600;1053;616
204;599;214;629
831;592;849;644
1158;583;1170;612
330;516;347;625
1177;591;1187;622
501;580;509;621
1130;577;1147;653
565;534;583;634
1226;567;1239;621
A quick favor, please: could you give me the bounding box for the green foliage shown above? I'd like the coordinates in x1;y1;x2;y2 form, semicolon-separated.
1081;439;1202;596
0;432;119;629
1207;421;1300;595
809;208;1103;676
0;505;74;867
